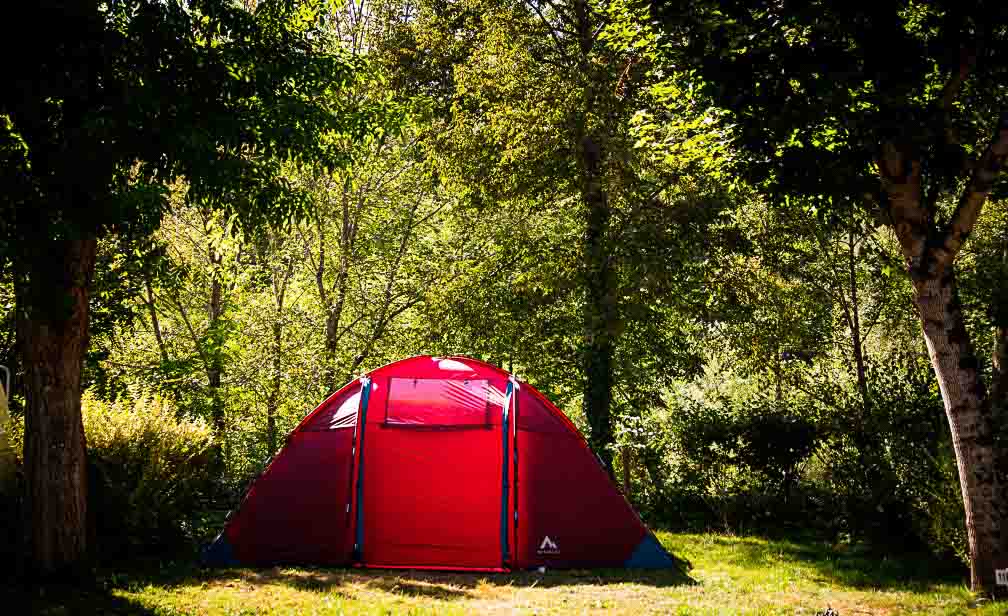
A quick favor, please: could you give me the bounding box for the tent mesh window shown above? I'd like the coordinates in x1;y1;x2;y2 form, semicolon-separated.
384;378;491;428
302;389;360;431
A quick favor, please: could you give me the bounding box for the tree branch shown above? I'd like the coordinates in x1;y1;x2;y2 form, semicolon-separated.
876;142;927;268
522;0;573;65
937;113;1008;264
940;48;975;119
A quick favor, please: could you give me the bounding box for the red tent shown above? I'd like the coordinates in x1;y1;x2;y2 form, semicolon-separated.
204;355;675;570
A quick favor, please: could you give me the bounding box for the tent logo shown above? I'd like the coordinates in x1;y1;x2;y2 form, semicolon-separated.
537;535;559;555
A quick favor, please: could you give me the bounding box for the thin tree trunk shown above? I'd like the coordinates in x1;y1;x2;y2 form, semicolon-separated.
848;230;869;409
143;274;169;364
208;256;225;475
314;195;355;394
988;225;1008;597
991;229;1008;413
345;204;419;381
266;244;292;455
773;342;782;402
324;261;350;392
18;237;97;579
844;225;876;490
267;320;280;454
621;444;632;496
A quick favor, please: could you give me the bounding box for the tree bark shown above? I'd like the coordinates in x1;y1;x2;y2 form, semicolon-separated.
580;132;616;476
143;273;169;364
266;318;281;454
313;191;356;394
621;444;632;496
913;269;1007;597
847;230;869;410
17;236;97;580
345;203;419;382
575;0;617;477
877;115;1008;597
208;255;225;475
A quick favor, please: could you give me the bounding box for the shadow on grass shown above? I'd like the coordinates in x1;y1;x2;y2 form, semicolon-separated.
0;584;165;616
678;531;967;592
81;552;695;605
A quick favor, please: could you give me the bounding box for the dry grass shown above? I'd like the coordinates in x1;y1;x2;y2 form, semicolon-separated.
6;531;1003;615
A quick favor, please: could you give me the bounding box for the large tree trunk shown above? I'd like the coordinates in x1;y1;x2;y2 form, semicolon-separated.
17;237;98;580
878;119;1008;596
580;149;616;476
575;0;616;477
914;267;1007;597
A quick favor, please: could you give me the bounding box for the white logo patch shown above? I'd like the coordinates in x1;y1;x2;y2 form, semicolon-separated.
537;535;559;555
996;568;1008;587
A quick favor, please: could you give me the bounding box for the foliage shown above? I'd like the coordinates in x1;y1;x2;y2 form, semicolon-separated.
653;0;1008;203
82;390;216;558
634;389;819;529
810;363;966;560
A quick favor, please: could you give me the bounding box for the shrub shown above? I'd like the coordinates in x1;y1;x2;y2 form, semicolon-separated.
809;364;964;559
82;390;216;559
0;403;22;573
623;392;820;531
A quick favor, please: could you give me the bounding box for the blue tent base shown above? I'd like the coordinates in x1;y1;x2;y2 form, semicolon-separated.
624;533;677;569
203;532;681;570
202;533;238;567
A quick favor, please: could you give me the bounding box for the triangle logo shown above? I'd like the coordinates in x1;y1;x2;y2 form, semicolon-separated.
537;535;559;554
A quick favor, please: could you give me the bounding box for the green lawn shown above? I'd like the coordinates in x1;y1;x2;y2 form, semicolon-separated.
6;532;1003;615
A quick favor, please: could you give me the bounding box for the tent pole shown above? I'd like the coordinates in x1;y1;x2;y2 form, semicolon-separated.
352;376;372;562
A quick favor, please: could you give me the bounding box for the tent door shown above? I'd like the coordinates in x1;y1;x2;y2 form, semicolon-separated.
355;377;507;570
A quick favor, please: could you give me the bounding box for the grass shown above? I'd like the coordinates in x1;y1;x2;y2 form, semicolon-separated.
4;531;1003;615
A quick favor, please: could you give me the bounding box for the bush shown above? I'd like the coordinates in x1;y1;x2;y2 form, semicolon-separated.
624;362;967;565
623;392;820;531
82;390;216;559
809;364;965;560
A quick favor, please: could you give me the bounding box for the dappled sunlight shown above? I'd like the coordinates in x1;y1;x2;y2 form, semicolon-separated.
15;533;973;615
1;534;993;614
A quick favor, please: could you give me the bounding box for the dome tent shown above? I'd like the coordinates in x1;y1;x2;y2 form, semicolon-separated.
204;355;675;570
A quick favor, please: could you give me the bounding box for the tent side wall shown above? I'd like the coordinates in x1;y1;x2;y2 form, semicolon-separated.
206;382;361;566
512;386;675;569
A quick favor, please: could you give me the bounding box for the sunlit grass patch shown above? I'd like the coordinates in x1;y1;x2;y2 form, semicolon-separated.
4;532;1002;615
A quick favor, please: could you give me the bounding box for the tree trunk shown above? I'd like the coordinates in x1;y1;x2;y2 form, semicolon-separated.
621;444;632;496
575;0;616;477
990;229;1007;425
267;320;281;454
914;268;1007;598
143;274;169;364
208;264;225;476
878;127;1008;596
580;130;616;476
324;274;348;393
847;230;870;409
17;237;97;580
